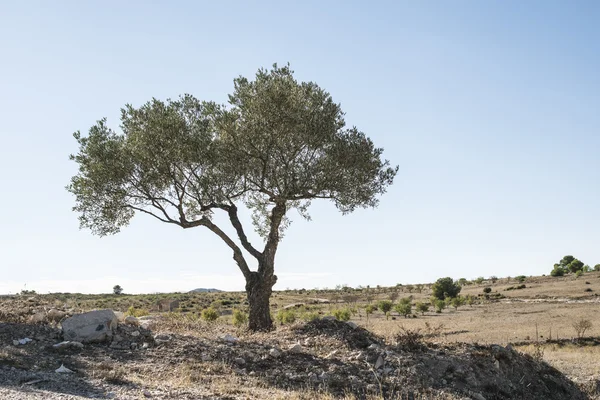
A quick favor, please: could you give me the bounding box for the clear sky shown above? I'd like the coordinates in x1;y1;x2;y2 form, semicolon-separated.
1;1;599;294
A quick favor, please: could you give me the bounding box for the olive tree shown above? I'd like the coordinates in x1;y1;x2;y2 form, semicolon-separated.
67;64;397;331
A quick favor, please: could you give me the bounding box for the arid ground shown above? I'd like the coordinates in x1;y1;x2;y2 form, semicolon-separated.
0;272;598;399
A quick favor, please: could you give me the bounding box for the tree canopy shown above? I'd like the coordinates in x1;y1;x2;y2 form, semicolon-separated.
431;277;461;300
68;64;398;330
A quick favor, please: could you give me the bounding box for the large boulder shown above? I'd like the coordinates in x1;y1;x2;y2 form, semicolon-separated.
61;310;118;343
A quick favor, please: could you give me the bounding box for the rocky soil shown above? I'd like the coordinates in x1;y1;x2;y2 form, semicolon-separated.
0;309;593;400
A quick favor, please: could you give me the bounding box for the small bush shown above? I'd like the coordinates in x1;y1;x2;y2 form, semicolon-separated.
483;287;492;294
301;311;320;322
415;302;429;315
575;270;583;278
551;266;565;277
573;318;593;338
332;308;352;321
232;309;248;327
201;307;219;322
584;288;593;292
475;277;485;284
275;309;296;324
515;275;527;283
394;302;412;318
126;306;149;318
434;299;445;313
378;300;393;319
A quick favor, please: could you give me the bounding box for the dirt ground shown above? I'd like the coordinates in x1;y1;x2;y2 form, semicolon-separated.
0;271;599;399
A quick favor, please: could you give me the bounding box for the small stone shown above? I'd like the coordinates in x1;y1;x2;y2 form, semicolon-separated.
142;389;152;397
374;355;384;369
322;316;336;321
12;340;19;346
471;393;487;400
288;343;303;354
201;353;212;362
124;316;139;326
234;357;246;366
269;348;282;358
154;334;171;344
53;341;84;350
55;364;74;373
346;321;358;329
221;334;238;343
142;342;150;349
131;331;140;337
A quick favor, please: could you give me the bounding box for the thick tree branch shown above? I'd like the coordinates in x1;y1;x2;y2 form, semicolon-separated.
183;216;252;280
226;204;263;260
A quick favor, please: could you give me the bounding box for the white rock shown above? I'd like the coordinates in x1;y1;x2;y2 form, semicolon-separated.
234;357;246;366
16;338;32;345
269;348;282;358
288;343;303;354
113;311;126;322
346;321;358;329
124;316;139;326
53;341;84;349
61;310;118;343
55;364;74;373
322;316;336;321
221;334;238;343
154;334;171;344
131;331;140;337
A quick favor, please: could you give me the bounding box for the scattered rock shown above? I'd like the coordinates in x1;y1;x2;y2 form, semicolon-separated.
374;355;384;369
53;341;84;350
124;316;139;326
288;343;303;354
14;338;32;345
221;334;238;343
154;334;171;344
61;309;118;343
234;357;246;366
55;364;74;374
269;348;282;358
28;312;46;324
346;321;358;329
46;309;67;323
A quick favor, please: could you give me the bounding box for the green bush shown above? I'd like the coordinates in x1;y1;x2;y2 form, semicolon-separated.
378;300;393;315
275;309;297;324
475;277;485;284
483;287;492;294
450;296;464;309
415;302;429;315
126;306;149;317
434;299;446;313
232;309;248;327
332;308;351;321
575;270;583;278
301;311;320;322
201;307;219;322
594;264;600;272
551;266;565;276
515;275;527;283
394;302;412;318
431;277;461;300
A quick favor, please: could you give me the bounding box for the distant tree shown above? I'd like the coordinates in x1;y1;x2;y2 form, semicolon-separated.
67;64;397;331
568;259;584;273
559;255;575;267
551;264;565;277
515;275;527;283
595;264;600;272
458;278;468;286
583;265;591;273
388;291;400;303
489;276;498;283
451;296;464;310
378;300;393;319
395;302;412;318
475;277;484;284
434;299;446;313
431;277;461;300
113;285;123;295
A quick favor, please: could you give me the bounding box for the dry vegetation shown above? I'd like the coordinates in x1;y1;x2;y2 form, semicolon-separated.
1;271;599;399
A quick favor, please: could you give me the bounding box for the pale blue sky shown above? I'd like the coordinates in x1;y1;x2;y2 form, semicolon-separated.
1;1;598;294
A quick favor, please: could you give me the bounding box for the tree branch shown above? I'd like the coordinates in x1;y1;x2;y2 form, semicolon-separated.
226;204;263;260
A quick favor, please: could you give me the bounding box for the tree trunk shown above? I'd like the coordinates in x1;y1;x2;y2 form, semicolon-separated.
246;270;277;331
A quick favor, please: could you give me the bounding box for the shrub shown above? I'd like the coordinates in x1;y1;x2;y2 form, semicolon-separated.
573;318;593;338
465;294;475;306
551;265;565;276
594;264;600;272
475;277;485;284
434;299;446;313
232;309;248;327
201;307;219;322
483;287;492;294
301;311;320;322
378;300;393;317
450;296;464;310
365;304;377;315
275;309;296;324
332;308;351;321
415;302;429;315
458;278;468;286
431;277;461;300
490;276;498;283
394;302;412;318
515;275;527;283
126;306;149;317
575;270;583;278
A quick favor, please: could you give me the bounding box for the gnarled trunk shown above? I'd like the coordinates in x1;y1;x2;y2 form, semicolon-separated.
246;270;277;331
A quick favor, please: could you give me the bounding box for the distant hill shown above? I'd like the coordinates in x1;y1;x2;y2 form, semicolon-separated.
189;288;223;293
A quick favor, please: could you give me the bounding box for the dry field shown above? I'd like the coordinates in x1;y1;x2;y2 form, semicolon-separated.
0;271;598;399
